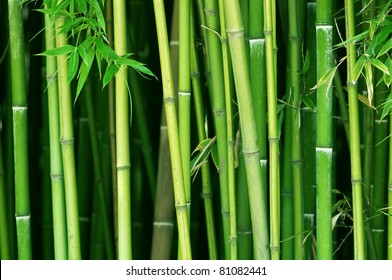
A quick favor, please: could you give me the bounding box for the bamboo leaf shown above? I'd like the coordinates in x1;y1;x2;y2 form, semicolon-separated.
67;50;79;83
335;30;368;47
116;57;156;78
95;38;118;61
75;0;87;14
95;49;102;79
384;57;392;87
78;44;88;65
311;66;337;90
371;58;389;75
87;0;106;32
358;94;376;110
364;60;374;106
353;55;366;82
377;38;392;58
103;63;119;88
75;47;95;102
380;89;392;120
39;45;75;56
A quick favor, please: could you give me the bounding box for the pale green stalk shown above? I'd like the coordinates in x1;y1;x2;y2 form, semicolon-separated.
344;0;365;260
204;0;230;259
223;0;270;260
178;0;191;231
8;0;32;260
315;0;334;260
264;0;280;260
55;2;81;259
153;0;192;260
113;0;132;260
218;0;237;260
44;3;67;259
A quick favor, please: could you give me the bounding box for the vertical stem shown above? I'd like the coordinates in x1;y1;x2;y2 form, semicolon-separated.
288;0;304;260
44;2;67;259
8;0;32;260
113;0;132;260
55;16;81;260
344;0;365;260
190;12;218;260
223;0;270;260
219;0;237;259
153;0;192;260
315;0;333;260
388;106;392;260
264;0;280;260
0;132;10;259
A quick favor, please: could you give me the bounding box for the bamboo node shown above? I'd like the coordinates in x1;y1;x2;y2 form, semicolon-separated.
260;159;268;166
179;91;191;97
175;203;187;211
153;222;174;227
12;106;28;111
227;28;244;38
116;164;131;171
243;149;260;159
221;209;230;217
268;137;279;143
204;8;219;16
163;96;176;104
60;138;74;145
350;178;362;184
201;191;213;199
191;71;200;79
237;230;252;235
388;185;392;191
46;73;58;81
15;214;31;220
50;172;64;180
213;108;226;116
291;159;303;165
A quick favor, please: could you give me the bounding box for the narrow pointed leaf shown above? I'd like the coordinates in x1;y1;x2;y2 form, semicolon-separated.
67;50;79;83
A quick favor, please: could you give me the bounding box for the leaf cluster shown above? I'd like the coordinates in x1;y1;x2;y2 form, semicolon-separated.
38;0;155;102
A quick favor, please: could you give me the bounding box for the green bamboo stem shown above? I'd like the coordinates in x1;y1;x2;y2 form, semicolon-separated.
303;1;317;260
249;1;268;233
236;142;253;259
153;0;192;260
0;133;10;259
150;0;179;259
288;0;305;260
372;81;389;260
218;0;237;260
204;0;230;259
264;0;280;260
76;101;93;259
315;0;333;260
223;0;270;260
105;0;118;253
334;69;350;144
190;14;218;260
113;0;132;260
55;4;82;259
178;1;192;233
85;83;115;259
44;4;68;259
344;0;365;260
8;0;32;260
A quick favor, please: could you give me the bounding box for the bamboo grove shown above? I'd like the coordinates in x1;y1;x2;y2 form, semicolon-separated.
1;0;392;260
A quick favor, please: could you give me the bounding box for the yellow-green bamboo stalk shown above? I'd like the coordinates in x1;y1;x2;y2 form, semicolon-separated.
223;0;270;260
344;0;365;260
113;0;132;260
44;2;67;259
264;0;280;260
55;6;81;260
153;0;192;260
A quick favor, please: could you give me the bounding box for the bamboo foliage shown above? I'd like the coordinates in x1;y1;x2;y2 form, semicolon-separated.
2;0;392;261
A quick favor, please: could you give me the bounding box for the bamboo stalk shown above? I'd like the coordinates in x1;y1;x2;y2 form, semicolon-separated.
218;0;237;259
204;0;230;259
344;0;365;260
153;0;192;260
190;12;218;260
288;0;305;260
223;0;270;260
8;0;32;260
55;5;82;259
0;132;10;259
388;107;392;260
315;0;333;260
264;0;280;260
44;3;67;259
113;0;132;260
